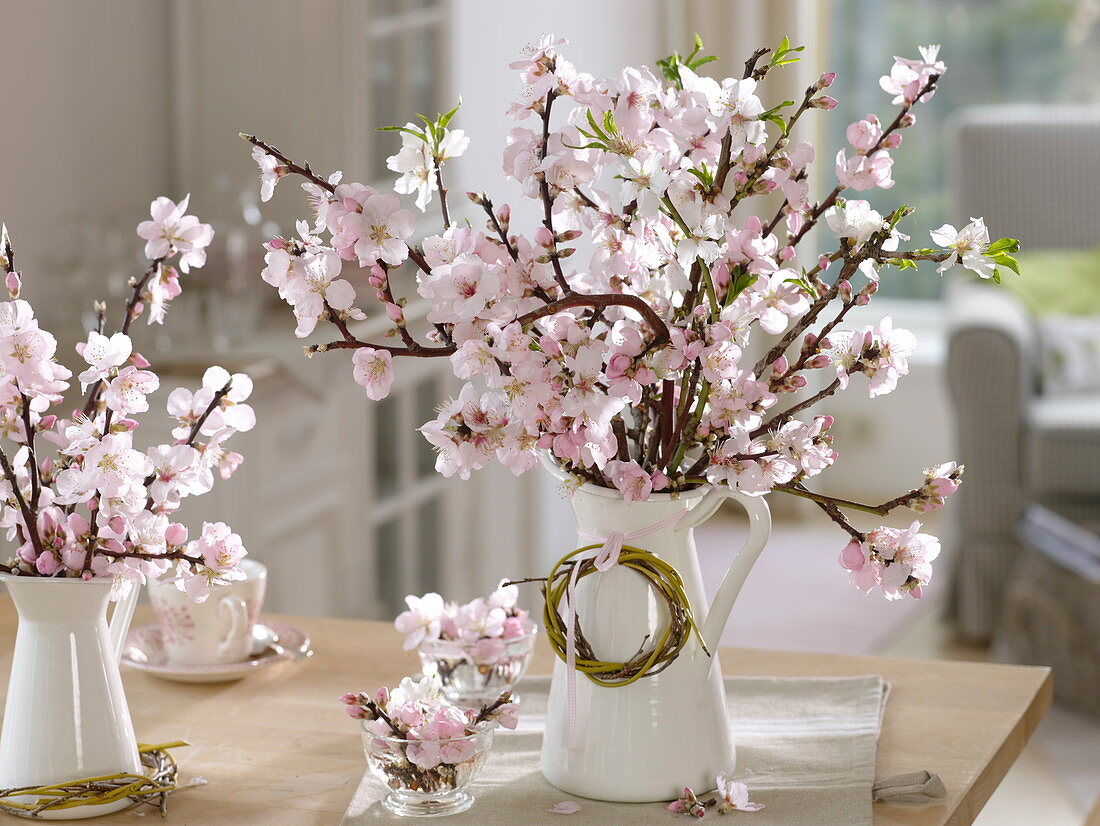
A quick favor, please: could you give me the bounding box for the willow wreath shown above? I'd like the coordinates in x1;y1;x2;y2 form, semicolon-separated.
538;544;710;687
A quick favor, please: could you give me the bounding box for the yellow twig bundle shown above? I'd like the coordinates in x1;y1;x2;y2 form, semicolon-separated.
0;741;187;818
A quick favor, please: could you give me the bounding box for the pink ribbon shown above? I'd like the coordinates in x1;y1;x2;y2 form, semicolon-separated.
563;508;689;745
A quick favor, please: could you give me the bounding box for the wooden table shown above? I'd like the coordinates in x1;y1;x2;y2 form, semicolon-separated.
0;602;1050;825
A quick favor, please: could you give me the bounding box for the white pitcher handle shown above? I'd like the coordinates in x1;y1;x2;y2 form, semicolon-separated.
108;583;141;661
687;488;772;660
217;596;249;659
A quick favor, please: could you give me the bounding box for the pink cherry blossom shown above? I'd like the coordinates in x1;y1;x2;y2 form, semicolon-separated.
930;218;995;279
716;772;765;813
880;45;945;105
252;145;289;202
77;332;132;386
605;459;656;502
136;195;214;272
835;149;895;191
667;786;707;817
549;801;581;815
331;191;416;266
825;200;886;249
395;592;446;649
352;348;394;401
146;264;182;325
846;114;883;153
104;366;159;415
865;315;916;397
750;270;811;335
910;461;963;513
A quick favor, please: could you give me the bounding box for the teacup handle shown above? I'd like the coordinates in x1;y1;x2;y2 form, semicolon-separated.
216;596;250;659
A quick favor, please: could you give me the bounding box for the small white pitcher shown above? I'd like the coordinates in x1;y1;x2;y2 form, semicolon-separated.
540;457;771;802
0;576;141;818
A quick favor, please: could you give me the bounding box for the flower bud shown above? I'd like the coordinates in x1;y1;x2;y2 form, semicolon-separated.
839;540;865;571
882;133;902;149
752;179;777;195
779;245;795;261
5;271;21;299
497;204;511;226
772;356;789;374
39;415;56;431
466;191;484;205
861;280;879;297
339;692;358;704
838;280;853;302
533;226;554;248
131;352;151;369
557;229;582;242
815;72;837;90
818;255;832;272
856;293;872;306
807;354;832;369
900;113;916;128
788;375;807;389
165;523;188;546
811;95;839;110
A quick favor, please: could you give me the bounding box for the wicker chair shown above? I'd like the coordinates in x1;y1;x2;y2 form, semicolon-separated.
945;106;1100;642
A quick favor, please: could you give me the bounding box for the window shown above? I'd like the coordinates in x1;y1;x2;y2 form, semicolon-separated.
826;0;1098;298
365;0;449;181
369;368;460;618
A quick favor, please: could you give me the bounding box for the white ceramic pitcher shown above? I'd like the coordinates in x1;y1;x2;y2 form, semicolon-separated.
540;458;772;802
0;576;142;818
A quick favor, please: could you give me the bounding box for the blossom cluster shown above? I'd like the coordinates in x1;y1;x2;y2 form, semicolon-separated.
667;772;764;817
244;35;1019;601
0;197;252;599
341;673;518;770
394;581;532;652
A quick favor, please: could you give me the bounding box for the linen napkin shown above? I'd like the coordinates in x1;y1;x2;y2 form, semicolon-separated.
343;674;888;826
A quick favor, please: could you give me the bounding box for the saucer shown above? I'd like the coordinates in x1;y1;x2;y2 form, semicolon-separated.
120;619;312;683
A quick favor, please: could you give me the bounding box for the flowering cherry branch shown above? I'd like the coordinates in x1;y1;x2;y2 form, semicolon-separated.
241;35;1019;601
0;198;254;601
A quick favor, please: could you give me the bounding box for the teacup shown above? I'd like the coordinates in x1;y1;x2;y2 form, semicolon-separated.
148;559;267;666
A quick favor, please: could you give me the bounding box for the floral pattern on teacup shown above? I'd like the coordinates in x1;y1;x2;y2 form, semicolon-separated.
151;597;196;647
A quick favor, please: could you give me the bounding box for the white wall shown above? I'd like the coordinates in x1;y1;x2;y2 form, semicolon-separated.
0;0;172;325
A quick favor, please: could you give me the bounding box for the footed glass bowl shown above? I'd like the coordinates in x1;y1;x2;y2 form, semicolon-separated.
417;625;537;706
361;725;494;817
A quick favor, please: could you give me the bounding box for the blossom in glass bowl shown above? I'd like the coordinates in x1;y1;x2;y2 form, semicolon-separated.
396;582;537;705
341;674;518;817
